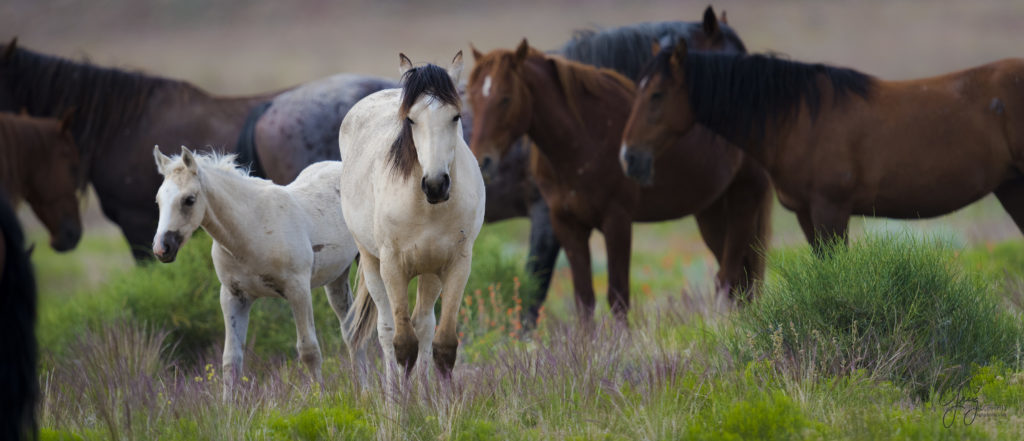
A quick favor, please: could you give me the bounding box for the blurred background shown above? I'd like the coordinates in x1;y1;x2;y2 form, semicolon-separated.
4;0;1024;298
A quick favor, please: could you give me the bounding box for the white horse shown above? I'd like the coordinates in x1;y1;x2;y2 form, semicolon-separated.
151;147;361;399
340;52;485;381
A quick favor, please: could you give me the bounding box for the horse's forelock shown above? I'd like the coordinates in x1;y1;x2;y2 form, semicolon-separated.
399;64;460;118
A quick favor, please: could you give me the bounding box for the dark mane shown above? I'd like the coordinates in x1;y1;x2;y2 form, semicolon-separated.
559;21;747;81
389;64;460;179
5;47;188;171
643;49;874;145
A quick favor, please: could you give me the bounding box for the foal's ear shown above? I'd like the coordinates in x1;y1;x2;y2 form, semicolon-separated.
514;38;530;65
2;37;16;62
180;146;198;173
702;5;720;37
650;39;662;56
153;145;172;174
448;50;464;84
399;53;414;77
470;43;483;61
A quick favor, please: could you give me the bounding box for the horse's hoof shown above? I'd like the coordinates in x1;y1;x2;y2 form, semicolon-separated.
393;333;419;372
432;342;457;377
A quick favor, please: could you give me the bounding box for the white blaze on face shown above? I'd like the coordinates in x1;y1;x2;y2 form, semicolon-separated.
619;142;629;163
152;180;181;254
482;75;492;98
410;97;461;180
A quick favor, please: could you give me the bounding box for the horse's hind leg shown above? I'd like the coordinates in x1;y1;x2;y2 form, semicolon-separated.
286;281;323;385
325;266;365;365
219;284;253;401
523;199;561;329
995;178;1024;234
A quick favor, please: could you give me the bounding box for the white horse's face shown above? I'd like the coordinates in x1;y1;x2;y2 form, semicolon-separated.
152;146;206;263
399;51;465;204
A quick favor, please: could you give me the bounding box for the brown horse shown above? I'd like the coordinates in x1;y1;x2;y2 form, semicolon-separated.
0;112;81;251
467;39;772;322
622;40;1024;251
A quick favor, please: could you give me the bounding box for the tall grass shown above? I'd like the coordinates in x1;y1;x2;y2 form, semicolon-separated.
735;234;1024;395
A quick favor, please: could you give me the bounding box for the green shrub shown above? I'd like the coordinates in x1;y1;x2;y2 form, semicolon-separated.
736;233;1024;394
262;405;374;441
689;389;818;441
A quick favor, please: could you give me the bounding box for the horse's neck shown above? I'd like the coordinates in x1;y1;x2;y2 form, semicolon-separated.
521;59;627;168
0;121;41;201
197;168;265;254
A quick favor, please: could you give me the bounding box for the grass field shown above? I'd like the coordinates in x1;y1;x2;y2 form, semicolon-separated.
6;0;1024;439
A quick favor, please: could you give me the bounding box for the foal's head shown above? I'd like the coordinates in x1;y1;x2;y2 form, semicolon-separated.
391;51;465;204
621;40;695;183
465;39;536;178
152;146;210;262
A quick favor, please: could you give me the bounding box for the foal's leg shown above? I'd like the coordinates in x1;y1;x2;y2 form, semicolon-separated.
325;266;365;365
551;215;596;323
287;280;323;384
995;178;1024;234
601;210;632;324
411;274;442;377
434;256;472;378
219;284;253;401
523;199;562;328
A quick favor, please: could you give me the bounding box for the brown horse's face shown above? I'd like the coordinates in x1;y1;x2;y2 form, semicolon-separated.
621;43;694;185
26;127;82;252
467;45;534;180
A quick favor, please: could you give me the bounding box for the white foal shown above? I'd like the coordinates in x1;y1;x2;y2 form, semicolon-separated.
152;147;360;399
339;52;485;382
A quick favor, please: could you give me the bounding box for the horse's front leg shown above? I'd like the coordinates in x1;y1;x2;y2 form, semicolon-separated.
357;250;400;384
809;198;852;255
379;254;416;374
433;255;472;378
220;284;253;401
601;210;632;325
286;278;323;385
412;274;442;378
551;214;596;323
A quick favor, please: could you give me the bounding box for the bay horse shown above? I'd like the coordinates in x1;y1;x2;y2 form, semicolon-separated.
622;40;1024;251
467;37;772;323
152;148;360;399
0;192;37;441
0;112;82;251
0;39;390;261
340;52;485;381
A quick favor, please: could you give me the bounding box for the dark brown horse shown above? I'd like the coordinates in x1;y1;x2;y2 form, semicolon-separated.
0;112;81;251
467;39;772;322
0;191;38;441
622;40;1024;251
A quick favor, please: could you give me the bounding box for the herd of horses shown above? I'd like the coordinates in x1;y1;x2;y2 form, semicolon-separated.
3;4;1024;434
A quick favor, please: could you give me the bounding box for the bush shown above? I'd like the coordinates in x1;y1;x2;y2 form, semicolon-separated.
262;405;374;441
736;233;1024;395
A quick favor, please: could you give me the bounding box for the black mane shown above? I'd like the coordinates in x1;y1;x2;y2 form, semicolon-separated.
4;47;183;167
389;63;460;178
559;21;747;81
643;49;874;145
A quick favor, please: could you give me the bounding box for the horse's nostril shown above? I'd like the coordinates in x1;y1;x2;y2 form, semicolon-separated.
481;157;493;170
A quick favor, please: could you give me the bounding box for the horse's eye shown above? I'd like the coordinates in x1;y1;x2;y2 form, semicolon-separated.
452;114;461;122
406;117;415;125
184;195;196;207
650;92;664;101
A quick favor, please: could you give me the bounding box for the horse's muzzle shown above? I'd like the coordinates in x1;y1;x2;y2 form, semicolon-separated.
154;231;183;263
621;148;654;186
422;173;451;204
50;219;82;253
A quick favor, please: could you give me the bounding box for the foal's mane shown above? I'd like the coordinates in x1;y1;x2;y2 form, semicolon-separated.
388;63;461;179
5;46;195;177
559;20;747;81
166;151;250;180
0;114;67;203
642;49;874;145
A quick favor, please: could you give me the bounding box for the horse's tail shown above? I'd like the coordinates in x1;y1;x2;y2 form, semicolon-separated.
0;192;38;441
343;265;377;359
234;101;273;179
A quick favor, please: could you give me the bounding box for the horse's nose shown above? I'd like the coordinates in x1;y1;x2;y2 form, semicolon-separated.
621;148;654;186
155;231;183;263
51;219;82;253
421;173;451;204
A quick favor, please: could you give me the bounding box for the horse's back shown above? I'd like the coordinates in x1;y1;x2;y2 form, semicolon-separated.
338;88;402;164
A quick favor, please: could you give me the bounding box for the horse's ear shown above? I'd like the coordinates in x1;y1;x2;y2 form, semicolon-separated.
514;38;530;65
448;50;464;84
702;5;720;37
720;10;729;25
180;146;197;173
470;43;483;61
153;145;171;174
670;38;688;76
2;37;16;62
399;53;414;77
650;39;662;56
